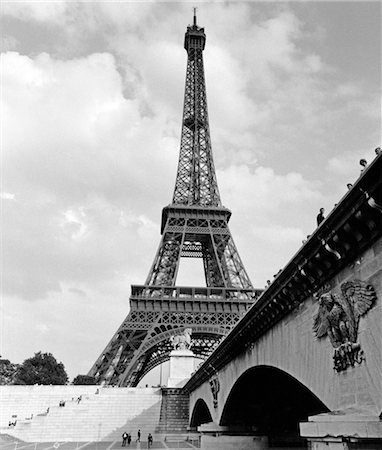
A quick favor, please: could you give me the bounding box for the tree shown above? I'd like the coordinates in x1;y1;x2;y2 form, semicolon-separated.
14;352;68;385
0;358;20;385
73;374;96;385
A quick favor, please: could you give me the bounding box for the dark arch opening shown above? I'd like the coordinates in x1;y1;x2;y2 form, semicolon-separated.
190;398;213;428
220;366;329;446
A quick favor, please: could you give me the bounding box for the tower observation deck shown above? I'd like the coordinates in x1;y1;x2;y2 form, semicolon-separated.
88;13;262;387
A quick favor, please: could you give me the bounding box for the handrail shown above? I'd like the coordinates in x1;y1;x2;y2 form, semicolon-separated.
130;284;262;300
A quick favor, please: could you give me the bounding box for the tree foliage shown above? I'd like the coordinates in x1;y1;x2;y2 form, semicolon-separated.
0;359;20;385
72;374;96;385
14;352;68;385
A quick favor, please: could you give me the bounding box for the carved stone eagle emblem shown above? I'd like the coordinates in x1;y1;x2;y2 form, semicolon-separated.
313;280;377;372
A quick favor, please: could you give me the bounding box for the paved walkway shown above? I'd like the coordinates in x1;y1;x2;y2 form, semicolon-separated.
0;440;200;450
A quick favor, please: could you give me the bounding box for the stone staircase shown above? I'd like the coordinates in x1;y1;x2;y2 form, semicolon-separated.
0;386;162;442
156;388;189;434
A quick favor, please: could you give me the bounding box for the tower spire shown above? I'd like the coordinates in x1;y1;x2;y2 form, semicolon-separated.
175;13;219;207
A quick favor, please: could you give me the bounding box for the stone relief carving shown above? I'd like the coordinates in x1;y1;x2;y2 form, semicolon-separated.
313;283;332;300
209;374;220;409
170;328;192;350
313;279;377;372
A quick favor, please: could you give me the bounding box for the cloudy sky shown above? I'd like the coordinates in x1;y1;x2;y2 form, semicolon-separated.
1;1;381;381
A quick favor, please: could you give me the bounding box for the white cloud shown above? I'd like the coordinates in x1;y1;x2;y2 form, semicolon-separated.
218;164;322;213
1;192;15;200
2;50;178;302
249;225;305;285
36;323;50;334
60;209;88;240
2;1;68;23
252;225;304;247
3;50;179;204
327;144;379;180
1;284;128;378
214;162;326;289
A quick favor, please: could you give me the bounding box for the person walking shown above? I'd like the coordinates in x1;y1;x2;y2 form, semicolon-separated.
122;432;128;447
147;433;153;448
136;429;141;442
127;434;131;446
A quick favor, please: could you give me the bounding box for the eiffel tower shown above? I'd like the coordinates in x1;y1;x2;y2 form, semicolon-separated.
89;12;262;387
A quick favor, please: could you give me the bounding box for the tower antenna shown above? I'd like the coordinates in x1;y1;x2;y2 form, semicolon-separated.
193;7;197;26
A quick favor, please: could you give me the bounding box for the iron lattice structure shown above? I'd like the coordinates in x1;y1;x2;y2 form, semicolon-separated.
89;14;262;387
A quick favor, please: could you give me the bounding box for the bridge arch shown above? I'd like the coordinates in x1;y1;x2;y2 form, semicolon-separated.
220;365;329;438
190;398;213;428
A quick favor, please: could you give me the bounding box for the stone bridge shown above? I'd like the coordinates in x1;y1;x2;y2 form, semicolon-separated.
183;153;382;449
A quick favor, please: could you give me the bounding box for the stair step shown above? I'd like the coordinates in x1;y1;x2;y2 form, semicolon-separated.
0;386;163;441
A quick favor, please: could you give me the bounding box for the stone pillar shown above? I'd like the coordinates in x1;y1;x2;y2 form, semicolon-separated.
167;349;195;388
300;410;382;450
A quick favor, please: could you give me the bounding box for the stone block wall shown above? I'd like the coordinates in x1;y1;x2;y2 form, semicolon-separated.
156;388;189;433
189;235;382;423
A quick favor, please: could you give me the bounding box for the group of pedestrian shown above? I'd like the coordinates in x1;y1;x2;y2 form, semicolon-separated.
315;150;382;230
122;430;152;447
121;432;131;446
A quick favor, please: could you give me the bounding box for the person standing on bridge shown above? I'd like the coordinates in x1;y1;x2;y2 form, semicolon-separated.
316;207;325;226
121;431;128;447
136;429;141;442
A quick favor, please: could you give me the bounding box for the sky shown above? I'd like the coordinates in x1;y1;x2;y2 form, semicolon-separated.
1;1;381;382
